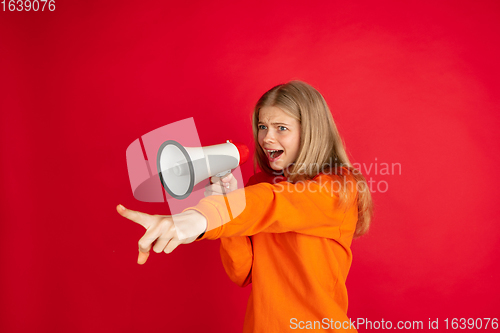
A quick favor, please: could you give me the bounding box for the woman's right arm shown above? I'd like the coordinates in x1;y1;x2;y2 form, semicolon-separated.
188;173;358;241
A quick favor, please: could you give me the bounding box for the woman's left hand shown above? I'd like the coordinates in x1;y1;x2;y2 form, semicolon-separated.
204;173;238;197
116;205;207;264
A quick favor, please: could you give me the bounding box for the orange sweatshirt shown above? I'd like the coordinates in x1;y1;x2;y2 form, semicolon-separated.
187;171;359;332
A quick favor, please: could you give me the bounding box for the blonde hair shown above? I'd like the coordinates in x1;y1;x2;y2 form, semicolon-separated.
252;80;373;237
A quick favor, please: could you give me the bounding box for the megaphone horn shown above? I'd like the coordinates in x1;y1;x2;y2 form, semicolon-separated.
157;140;249;200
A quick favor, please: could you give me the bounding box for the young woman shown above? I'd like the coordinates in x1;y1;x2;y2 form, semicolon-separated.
117;80;373;332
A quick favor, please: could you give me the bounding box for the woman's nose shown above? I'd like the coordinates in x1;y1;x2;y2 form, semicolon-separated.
263;130;276;143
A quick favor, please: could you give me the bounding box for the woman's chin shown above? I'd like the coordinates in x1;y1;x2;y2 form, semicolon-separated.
269;162;282;170
267;163;283;173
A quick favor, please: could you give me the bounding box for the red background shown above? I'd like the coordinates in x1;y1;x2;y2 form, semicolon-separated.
1;0;499;332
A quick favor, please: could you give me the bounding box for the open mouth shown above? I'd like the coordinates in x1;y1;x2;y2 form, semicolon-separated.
267;149;284;160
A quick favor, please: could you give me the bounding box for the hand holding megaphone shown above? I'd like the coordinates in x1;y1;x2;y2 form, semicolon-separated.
205;173;238;197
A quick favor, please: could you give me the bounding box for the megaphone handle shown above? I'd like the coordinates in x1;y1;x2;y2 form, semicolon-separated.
211;170;231;195
209;170;235;220
220;181;227;196
215;170;231;178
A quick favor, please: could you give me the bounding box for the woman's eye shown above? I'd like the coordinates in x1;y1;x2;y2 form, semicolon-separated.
278;126;288;131
258;125;267;130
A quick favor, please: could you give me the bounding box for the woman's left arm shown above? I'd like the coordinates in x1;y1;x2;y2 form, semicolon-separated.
219;236;253;287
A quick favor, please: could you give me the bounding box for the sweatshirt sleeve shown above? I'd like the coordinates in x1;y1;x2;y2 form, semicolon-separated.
218;173;261;287
188;174;358;240
219;236;253;287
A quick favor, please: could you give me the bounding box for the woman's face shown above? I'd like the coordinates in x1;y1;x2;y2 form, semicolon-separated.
257;106;301;176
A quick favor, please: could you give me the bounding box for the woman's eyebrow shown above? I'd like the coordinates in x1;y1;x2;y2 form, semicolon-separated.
258;121;291;126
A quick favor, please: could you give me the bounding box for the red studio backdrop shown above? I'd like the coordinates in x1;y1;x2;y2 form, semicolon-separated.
1;1;499;332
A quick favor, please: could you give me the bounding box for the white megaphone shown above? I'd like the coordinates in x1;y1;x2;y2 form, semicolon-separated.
157;140;249;199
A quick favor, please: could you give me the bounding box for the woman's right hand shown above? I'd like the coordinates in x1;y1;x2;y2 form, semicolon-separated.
116;205;207;264
204;173;238;197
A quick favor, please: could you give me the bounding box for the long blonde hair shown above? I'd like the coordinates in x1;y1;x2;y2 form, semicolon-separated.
252;80;373;237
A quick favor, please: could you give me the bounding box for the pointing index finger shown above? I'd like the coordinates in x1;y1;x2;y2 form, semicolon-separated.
116;204;150;228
